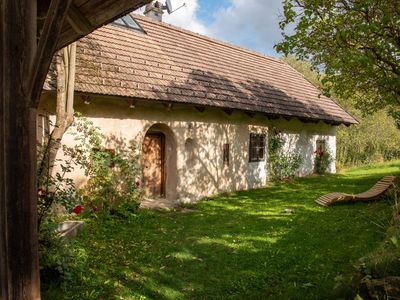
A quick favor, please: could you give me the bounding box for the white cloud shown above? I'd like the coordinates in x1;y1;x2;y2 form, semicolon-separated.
136;0;285;57
136;0;208;35
162;0;208;35
208;0;284;56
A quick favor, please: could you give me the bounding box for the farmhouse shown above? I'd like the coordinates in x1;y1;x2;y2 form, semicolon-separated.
40;6;357;206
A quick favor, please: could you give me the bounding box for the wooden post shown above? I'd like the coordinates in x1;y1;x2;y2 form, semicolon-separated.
0;0;41;298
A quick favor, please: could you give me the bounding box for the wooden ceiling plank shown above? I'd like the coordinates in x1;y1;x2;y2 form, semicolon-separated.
57;0;151;49
81;0;149;25
195;106;206;112
29;0;73;108
75;0;91;8
223;108;233;115
66;3;94;34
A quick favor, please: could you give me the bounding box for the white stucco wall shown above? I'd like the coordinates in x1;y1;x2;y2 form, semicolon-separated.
39;93;337;203
271;120;337;175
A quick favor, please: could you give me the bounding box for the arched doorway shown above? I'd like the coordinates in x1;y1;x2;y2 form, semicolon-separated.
141;123;177;200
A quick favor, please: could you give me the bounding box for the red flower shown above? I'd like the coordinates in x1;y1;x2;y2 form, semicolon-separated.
91;205;97;213
72;205;83;214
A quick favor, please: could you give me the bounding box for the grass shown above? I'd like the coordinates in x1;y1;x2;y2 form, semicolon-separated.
44;161;400;299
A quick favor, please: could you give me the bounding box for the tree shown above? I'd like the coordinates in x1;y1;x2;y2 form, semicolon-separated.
284;56;400;166
38;43;77;182
275;0;400;120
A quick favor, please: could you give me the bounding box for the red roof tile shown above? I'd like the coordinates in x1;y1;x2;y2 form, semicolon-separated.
45;14;357;125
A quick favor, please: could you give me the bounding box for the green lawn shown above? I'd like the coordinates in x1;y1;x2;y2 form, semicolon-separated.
44;161;400;299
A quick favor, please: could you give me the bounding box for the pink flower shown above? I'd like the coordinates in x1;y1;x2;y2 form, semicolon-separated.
72;205;83;214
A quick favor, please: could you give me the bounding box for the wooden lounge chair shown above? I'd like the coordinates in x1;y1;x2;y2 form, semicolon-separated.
315;176;397;207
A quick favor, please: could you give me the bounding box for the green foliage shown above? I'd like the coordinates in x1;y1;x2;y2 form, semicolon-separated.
80;146;141;212
333;183;400;299
38;114;141;288
314;148;332;174
281;56;323;89
63;114;141;212
37;119;79;226
268;128;302;180
42;161;400;299
283;56;400;166
39;219;75;287
62;113;103;176
336;110;400;166
275;0;400;120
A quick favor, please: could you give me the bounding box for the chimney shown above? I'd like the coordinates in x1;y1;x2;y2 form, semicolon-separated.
144;1;164;22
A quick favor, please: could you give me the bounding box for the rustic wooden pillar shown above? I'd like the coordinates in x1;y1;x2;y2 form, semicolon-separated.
0;0;41;299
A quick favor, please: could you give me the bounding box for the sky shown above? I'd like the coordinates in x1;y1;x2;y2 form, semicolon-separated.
136;0;286;57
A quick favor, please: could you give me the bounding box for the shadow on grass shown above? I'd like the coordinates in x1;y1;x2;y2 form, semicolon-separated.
43;163;400;299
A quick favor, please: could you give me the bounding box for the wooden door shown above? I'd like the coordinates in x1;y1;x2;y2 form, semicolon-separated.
142;133;165;197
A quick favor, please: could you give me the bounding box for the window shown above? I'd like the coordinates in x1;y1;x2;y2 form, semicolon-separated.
112;15;146;33
249;133;266;162
223;143;230;166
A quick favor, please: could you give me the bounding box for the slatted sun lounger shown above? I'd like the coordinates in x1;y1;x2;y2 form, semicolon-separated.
315;176;396;207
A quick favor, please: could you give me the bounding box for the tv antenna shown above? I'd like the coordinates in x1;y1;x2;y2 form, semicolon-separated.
162;0;186;14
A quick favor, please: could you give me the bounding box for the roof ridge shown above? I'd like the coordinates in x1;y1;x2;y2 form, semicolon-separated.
131;13;284;65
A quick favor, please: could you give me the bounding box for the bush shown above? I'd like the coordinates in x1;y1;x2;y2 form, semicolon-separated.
336;110;400;166
268;128;302;180
38;114;141;289
62;115;141;213
314;148;332;174
282;56;400;167
37;119;80;226
39;219;75;286
79;145;141;212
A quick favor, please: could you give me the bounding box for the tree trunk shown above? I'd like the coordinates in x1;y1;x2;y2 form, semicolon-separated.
38;43;77;184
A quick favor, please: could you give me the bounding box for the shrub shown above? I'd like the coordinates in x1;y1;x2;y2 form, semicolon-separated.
79;145;141;212
37;119;80;226
314;148;333;174
39;218;75;286
268;128;302;180
336;109;400;166
63;115;141;213
37;114;141;288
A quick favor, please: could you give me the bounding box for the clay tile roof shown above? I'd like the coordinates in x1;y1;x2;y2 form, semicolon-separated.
45;14;357;125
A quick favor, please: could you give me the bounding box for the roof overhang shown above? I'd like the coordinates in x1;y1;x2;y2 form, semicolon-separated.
37;0;151;50
31;0;151;107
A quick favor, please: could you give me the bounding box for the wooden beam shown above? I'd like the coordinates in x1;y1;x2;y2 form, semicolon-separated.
245;111;255;118
265;114;279;120
129;99;136;109
0;4;5;298
66;3;94;34
223;108;233;116
163;103;173;111
195;106;206;113
298;117;318;124
82;95;91;104
29;0;73;109
1;0;41;298
57;0;152;49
